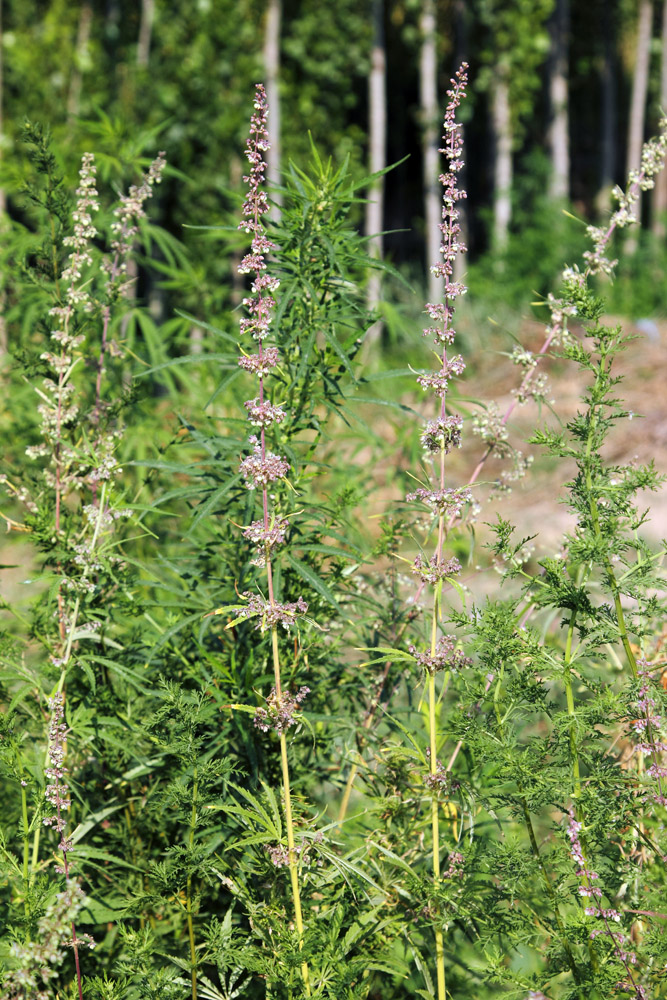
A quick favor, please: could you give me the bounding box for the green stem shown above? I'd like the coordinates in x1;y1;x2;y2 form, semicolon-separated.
428;569;446;1000
428;668;446;1000
186;765;198;1000
271;627;311;996
20;778;29;884
20;773;30;925
337;759;359;826
563;608;582;801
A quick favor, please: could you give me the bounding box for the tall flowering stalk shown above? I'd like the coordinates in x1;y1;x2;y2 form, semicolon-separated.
0;141;166;996
21;151;165;869
405;64;469;1000
228;84;311;995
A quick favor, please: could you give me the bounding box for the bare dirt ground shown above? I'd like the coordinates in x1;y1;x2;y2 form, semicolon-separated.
467;315;667;557
342;311;666;590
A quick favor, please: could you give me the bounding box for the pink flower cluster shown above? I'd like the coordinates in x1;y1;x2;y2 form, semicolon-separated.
412;553;462;584
239;436;290;490
416;356;466;397
406;487;473;516
420;415;463;454
238;345;279;376
442;850;465;879
244;397;286;428
266;831;323;868
564;810;644;977
242;517;289;566
423;750;460;795
254;685;310;733
566;812;605;903
410;635;472;675
232;593;308;632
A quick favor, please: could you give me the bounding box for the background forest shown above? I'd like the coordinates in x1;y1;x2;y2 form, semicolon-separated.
1;0;667;322
0;3;667;1000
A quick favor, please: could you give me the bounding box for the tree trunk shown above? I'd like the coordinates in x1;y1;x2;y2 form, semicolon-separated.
626;0;653;247
652;0;667;237
0;0;4;222
365;0;386;332
263;0;282;212
492;69;512;251
548;0;570;200
599;0;617;197
0;0;6;354
420;0;440;302
67;1;93;122
137;0;155;69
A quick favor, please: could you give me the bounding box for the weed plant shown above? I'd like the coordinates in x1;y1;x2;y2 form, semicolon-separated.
0;73;666;1000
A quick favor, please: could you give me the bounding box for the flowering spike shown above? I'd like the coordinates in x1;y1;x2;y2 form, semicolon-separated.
227;88;311;993
403;66;471;1000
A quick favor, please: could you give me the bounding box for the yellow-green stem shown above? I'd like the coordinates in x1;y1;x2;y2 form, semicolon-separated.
186;766;198;1000
338;760;358;825
271;627;310;995
428;668;446;1000
428;565;446;1000
20;777;30;923
20;781;29;883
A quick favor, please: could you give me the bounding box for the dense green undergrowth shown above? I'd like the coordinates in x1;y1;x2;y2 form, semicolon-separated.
0;78;666;1000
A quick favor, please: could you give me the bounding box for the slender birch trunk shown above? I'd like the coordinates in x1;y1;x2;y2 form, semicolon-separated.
626;0;653;250
264;0;282;212
366;0;386;338
67;1;93;123
137;0;155;69
652;0;667;237
599;0;618;200
0;0;6;354
492;69;512;251
420;0;440;303
0;0;4;223
548;0;570;201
